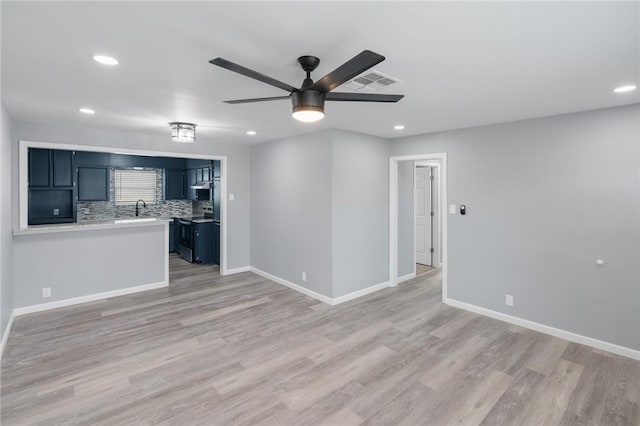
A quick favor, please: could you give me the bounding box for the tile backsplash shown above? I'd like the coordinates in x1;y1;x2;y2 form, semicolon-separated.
77;168;212;222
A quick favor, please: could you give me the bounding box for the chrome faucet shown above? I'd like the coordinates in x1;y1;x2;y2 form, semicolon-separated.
135;199;146;217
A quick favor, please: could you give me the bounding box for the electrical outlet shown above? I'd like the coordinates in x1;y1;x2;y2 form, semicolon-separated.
301;272;307;282
449;204;456;215
53;208;60;216
42;287;51;298
505;294;514;307
83;208;90;214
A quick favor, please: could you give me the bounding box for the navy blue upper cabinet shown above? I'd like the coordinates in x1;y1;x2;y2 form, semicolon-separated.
213;179;220;220
213;160;221;179
29;148;50;187
28;148;76;225
165;169;186;199
75;151;109;167
52;150;73;187
27;148;75;189
187;169;197;200
77;167;109;201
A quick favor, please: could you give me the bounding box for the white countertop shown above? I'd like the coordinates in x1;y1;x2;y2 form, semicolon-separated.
13;217;171;236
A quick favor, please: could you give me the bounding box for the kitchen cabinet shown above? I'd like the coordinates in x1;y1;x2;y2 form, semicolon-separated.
212;179;220;220
52;150;74;187
75;151;109;167
77;167;109;201
28;148;75;225
165;169;186;200
187;169;197;200
213;221;220;265
28;148;51;187
193;222;213;264
213;160;221;179
169;221;176;253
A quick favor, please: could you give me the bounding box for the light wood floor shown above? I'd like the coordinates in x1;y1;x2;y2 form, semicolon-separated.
2;258;639;425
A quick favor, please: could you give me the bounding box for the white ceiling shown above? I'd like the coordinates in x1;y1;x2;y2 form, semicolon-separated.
2;1;638;144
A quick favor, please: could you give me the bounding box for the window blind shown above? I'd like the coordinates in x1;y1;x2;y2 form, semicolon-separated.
114;169;157;205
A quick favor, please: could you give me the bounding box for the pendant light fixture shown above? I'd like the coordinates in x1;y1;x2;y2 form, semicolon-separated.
169;122;197;143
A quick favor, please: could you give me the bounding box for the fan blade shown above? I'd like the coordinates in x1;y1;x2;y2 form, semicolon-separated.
223;96;291;104
325;92;404;102
210;58;297;93
311;50;385;93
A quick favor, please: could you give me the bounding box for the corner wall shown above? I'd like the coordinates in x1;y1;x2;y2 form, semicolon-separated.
250;129;391;299
331;130;389;297
250;131;334;297
391;104;640;350
1;104;14;344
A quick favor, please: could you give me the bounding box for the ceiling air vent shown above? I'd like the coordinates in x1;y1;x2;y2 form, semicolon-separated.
338;69;401;92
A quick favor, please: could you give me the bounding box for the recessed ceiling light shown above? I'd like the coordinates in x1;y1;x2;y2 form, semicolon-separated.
246;130;257;135
394;125;405;130
79;108;95;114
613;85;636;93
93;55;118;66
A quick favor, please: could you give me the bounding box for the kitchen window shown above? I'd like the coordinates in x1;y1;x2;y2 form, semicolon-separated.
114;169;157;205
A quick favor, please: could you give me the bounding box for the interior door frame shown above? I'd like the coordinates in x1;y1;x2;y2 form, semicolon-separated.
414;160;442;270
389;153;448;302
413;164;432;267
19;140;230;277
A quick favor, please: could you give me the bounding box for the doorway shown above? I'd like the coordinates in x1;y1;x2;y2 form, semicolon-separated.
389;153;448;301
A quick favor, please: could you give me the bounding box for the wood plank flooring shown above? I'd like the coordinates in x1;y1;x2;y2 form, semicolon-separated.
2;256;639;425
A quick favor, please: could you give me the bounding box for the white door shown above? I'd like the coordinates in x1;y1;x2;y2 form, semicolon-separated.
415;166;433;266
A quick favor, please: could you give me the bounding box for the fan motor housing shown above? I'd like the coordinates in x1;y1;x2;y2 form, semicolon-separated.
292;90;325;114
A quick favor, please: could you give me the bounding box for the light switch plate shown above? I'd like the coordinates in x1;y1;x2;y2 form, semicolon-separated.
449;204;456;215
229;193;235;201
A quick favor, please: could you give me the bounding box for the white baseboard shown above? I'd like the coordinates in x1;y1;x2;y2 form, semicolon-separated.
1;310;15;359
250;267;334;305
444;297;640;361
332;281;390;305
225;266;251;275
396;272;416;284
250;267;390;306
13;281;169;316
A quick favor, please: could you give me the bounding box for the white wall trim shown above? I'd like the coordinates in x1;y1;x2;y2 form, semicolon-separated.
444;297;640;361
225;266;251;275
18;140;231;276
250;267;392;306
396;272;417;284
332;281;390;305
390;153;448;302
250;267;334;305
13;281;168;316
1;311;16;359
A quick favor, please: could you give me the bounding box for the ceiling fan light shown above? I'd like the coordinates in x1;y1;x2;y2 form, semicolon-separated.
169;122;197;143
292;107;325;123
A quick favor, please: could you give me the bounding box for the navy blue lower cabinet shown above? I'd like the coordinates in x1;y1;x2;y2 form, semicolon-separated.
193;222;214;264
169;221;176;253
213;221;220;265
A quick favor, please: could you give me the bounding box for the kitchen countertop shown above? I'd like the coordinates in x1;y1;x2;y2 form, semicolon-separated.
13;217;171;236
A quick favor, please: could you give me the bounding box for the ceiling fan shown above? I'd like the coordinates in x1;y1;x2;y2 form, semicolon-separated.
209;50;404;123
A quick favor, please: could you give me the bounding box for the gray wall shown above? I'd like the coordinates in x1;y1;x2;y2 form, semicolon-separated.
397;161;415;277
1;104;14;339
391;104;640;350
250;129;391;298
331;130;389;297
13;225;165;307
250;130;334;297
12;120;251;270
